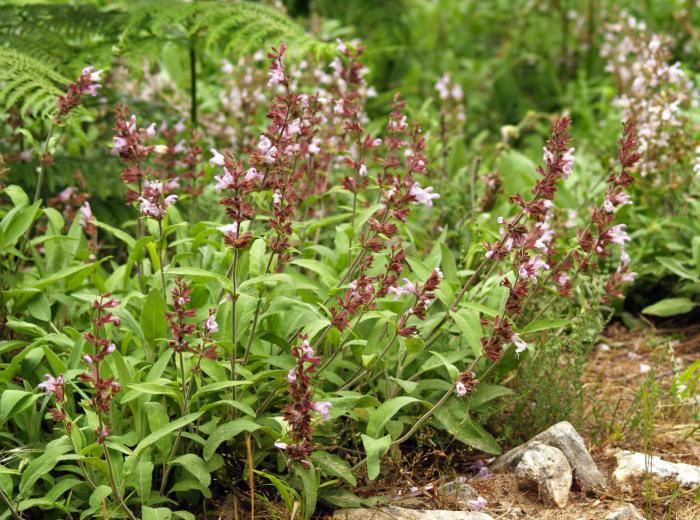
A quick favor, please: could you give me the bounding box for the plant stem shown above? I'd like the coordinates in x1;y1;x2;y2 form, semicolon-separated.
33;124;55;204
189;41;197;127
230;249;240;403
102;444;138;520
0;488;23;520
158;220;167;301
159;351;190;496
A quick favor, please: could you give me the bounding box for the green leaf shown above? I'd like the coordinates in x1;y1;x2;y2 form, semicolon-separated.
131;412;203;458
249;238;267;277
450;309;482;356
1;202;39;248
361;434;391;481
88;485;112;509
166;267;230;289
140;289;168;347
142;506;173;520
429;351;460;382
295;465;318;520
133;455;153;500
171;454;211;487
469;384;514;409
19;437;72;497
642;297;697;317
366;396;421;438
27;293;51;322
291;258;338;287
657;256;698;282
521;318;571;334
253;470;296;511
0;390;40;424
310;451;357;486
95;220;136;248
203;418;260;460
433;399;501;454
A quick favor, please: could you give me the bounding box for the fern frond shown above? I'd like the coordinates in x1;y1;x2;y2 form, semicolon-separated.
118;1;331;58
0;49;67;120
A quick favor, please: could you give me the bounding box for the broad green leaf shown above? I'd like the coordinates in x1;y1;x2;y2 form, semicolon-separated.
142;506;173;520
166;267;230;289
203;418;260;460
171;454;211;487
253;470;296;511
450;308;482;356
249;238;267;277
366;396;420;438
657;256;698;282
295;465;318;520
469;384;514;409
642;297;697;317
1;390;40;424
433;399;501;454
131;412;203;458
19;437;72;497
429;351;460;382
361;434;391;481
310;451;357;486
521;318;571;334
95;220;136;248
140;289;168;347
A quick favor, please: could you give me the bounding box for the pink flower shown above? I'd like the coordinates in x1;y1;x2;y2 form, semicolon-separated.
267;67;285;87
244;167;262;182
512;333;528;355
146;123;156;137
608;224;631;245
37;374;64;395
387;278;417;299
218;223;240;236
467;496;488;511
274;440;288;450
214;169;235;192
409;182;440;207
205;315;218;334
209;148;225;167
561;147;575;178
287;369;297;383
79;202;94;225
300;339;315;360
456;381;468;396
359;163;368;177
111;136;128;155
518;254;550;280
312;401;332;422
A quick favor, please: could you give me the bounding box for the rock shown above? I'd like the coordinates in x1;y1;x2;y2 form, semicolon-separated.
491;421;606;492
613;450;700;488
514;443;572;508
605;504;645;520
331;508;493;520
440;476;479;505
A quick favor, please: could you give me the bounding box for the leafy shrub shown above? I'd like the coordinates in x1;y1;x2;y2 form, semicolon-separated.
0;6;643;520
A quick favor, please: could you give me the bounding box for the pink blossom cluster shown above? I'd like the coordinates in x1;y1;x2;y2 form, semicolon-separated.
602;13;698;182
277;335;331;466
56;66;102;122
79;293;122;443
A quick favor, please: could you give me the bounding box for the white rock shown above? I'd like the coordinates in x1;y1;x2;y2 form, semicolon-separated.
613;450;700;488
514;443;572;508
439;477;480;506
492;421;606;492
331;507;493;520
605;504;646;520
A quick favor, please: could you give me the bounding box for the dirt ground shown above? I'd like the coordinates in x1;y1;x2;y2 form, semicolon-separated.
335;323;700;519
